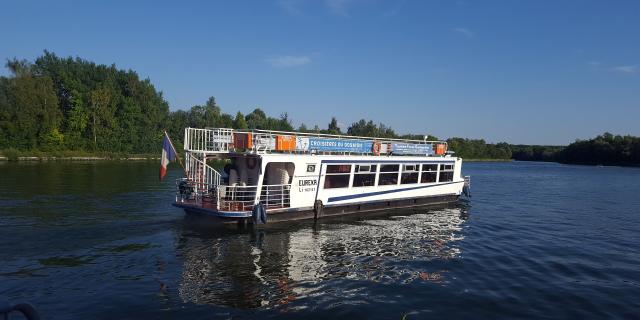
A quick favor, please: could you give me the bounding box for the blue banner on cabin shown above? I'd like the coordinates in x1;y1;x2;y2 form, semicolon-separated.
391;143;433;155
308;138;373;153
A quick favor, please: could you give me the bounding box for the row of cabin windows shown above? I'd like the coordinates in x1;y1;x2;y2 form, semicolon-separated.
324;163;455;189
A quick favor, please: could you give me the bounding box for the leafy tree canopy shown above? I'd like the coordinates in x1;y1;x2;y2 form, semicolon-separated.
6;51;631;164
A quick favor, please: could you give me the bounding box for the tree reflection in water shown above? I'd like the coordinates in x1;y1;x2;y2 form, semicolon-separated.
177;204;469;311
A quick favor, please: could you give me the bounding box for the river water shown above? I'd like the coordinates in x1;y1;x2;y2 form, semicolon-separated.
1;161;639;319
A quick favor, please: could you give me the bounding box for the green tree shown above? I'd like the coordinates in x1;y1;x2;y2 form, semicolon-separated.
245;108;267;129
0;59;61;149
327;117;341;134
346;119;396;138
233;111;248;129
88;86;115;150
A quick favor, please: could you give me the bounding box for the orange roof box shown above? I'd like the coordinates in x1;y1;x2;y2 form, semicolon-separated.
234;133;253;150
275;135;296;151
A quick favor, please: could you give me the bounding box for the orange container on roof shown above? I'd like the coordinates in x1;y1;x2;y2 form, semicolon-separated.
234;133;253;150
275;135;296;151
435;143;446;155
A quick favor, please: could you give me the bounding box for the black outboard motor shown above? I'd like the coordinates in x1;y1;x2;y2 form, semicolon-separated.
178;180;194;198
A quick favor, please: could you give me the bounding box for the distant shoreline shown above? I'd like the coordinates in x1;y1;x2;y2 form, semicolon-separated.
0;151;159;161
0;156;159;161
463;159;512;162
0;154;509;162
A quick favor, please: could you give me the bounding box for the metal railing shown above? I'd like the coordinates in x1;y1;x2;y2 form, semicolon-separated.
184;127;233;153
217;185;258;212
175;180;291;213
248;128;447;146
260;184;291;209
185;153;222;194
183;127;449;156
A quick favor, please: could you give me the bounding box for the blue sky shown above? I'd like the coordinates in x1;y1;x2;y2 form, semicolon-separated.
1;0;638;145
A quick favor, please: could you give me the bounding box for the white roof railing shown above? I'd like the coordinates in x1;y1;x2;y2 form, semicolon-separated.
242;129;446;145
183;127;448;156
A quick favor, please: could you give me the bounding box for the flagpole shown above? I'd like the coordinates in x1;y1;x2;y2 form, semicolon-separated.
164;130;187;177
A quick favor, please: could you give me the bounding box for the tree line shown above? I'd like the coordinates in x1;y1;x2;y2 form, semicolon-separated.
556;133;640;166
509;133;640;166
2;52;637;165
0;51;168;153
0;52;516;159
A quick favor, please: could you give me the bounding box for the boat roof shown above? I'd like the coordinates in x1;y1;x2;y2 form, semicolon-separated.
184;127;452;157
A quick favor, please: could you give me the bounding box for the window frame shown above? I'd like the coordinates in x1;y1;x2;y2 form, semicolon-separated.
378;164;400;186
420;163;439;183
352;164;377;188
400;163;420;184
438;163;455;182
324;164;352;189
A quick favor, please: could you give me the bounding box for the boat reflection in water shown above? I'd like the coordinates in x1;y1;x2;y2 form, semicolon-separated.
176;203;469;311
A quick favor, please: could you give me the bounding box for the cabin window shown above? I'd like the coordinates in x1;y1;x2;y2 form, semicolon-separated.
380;164;399;172
440;164;454;171
353;164;377;187
326;164;351;174
378;164;399;186
356;164;376;173
438;163;455;182
422;164;438;172
324;164;352;189
401;164;419;184
421;163;438;183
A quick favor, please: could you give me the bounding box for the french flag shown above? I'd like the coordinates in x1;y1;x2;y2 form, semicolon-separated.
160;132;177;181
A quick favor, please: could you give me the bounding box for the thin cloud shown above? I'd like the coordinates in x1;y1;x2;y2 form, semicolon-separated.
276;0;354;17
453;27;474;38
266;55;312;67
611;65;638;74
326;0;353;17
383;0;405;17
276;0;302;15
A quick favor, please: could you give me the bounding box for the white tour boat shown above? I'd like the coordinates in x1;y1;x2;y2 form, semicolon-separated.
172;128;470;223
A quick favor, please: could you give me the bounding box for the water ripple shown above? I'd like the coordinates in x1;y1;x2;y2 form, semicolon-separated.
1;162;640;319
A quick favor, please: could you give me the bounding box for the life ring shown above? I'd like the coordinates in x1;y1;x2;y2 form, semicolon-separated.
246;156;257;169
372;141;381;156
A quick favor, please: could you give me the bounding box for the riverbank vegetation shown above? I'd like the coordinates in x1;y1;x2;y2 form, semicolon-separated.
0;148;157;161
1;52;637;166
556;133;640;166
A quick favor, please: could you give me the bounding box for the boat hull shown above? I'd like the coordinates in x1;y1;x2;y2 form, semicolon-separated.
173;193;460;224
